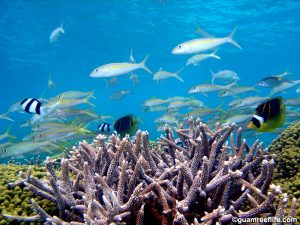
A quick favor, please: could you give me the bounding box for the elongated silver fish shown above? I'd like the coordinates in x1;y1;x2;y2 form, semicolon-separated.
172;27;241;54
90;55;152;78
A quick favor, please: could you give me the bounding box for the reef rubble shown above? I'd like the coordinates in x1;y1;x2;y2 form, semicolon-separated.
2;118;298;224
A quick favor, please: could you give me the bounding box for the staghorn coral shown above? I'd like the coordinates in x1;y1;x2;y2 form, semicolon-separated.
2;118;298;224
0;164;57;225
269;121;300;220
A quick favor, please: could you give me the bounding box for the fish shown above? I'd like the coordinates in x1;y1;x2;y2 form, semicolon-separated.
166;96;188;102
229;96;269;109
153;68;184;83
186;50;221;66
270;80;300;96
143;105;168;112
222;114;252;126
55;90;96;100
172;27;241;55
187;99;207;109
50;22;65;43
57;96;95;109
48;73;56;89
0;127;16;141
247;96;285;132
143;98;167;107
21;98;42;114
114;114;138;138
188;81;237;96
109;90;131;100
154;115;178;125
167;100;189;110
257;77;292;88
129;73;140;86
0;140;57;158
105;77;119;89
257;68;292;88
284;98;300;106
97;122;117;135
211;70;239;84
90;55;152;78
219;86;258;98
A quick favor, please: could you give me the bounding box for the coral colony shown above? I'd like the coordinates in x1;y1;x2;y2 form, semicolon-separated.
2;118;298;224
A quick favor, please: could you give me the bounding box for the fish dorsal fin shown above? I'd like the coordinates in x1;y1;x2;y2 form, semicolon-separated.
195;26;214;38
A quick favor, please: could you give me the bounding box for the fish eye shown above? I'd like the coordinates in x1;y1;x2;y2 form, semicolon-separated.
178;45;182;48
2;149;7;153
32;137;35;140
96;69;98;72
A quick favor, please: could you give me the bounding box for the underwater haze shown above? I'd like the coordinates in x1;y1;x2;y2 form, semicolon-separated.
0;0;300;162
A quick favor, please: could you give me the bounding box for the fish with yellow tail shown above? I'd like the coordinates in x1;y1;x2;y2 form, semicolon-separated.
172;27;241;55
90;55;152;78
247;96;285;132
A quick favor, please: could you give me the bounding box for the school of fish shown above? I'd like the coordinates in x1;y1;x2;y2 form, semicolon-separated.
0;24;299;160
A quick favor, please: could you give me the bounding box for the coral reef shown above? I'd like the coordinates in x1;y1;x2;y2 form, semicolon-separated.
2;119;298;224
0;164;57;225
269;121;300;219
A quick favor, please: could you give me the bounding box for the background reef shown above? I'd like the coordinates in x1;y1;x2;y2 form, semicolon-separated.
0;164;57;225
2;119;298;225
270;121;300;220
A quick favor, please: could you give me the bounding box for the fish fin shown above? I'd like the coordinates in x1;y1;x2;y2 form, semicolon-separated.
227;27;241;49
89;90;97;99
85;98;95;107
214;102;226;113
176;67;185;75
210;70;215;84
227;80;238;88
129;48;136;63
174;74;184;82
210;50;221;60
139;55;152;74
194;26;213;38
202;93;208;97
277;67;291;78
4;127;17;139
60;21;65;33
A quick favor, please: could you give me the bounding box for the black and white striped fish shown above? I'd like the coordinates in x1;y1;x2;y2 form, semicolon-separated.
97;122;117;135
20;98;42;115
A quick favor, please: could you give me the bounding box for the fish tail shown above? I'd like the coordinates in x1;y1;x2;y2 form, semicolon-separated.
176;67;185;75
210;50;221;59
88;90;97;99
228;80;238;88
227;26;241;49
84;95;95;107
279;67;292;78
174;74;184;82
139;55;152;74
5;127;17;139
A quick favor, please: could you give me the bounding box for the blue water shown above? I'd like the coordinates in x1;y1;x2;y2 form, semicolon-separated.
0;0;299;162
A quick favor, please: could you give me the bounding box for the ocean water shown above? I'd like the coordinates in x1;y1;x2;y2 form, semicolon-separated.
0;0;299;163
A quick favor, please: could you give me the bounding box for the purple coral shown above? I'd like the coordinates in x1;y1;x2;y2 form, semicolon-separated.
2;119;297;224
